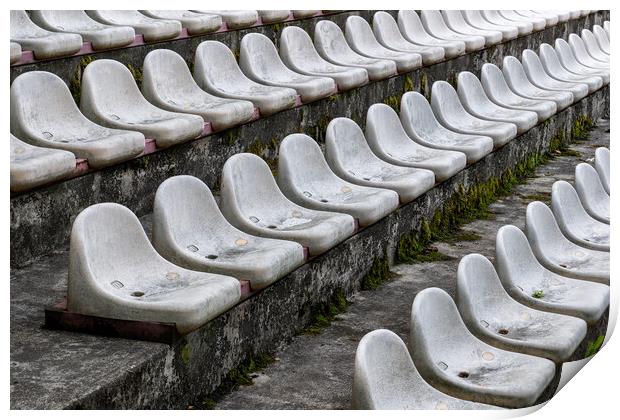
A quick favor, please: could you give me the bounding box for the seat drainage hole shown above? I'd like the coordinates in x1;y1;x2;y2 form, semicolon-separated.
320;199;329;203
131;291;145;297
498;328;509;335
206;254;218;260
267;225;278;229
458;371;469;379
559;263;568;268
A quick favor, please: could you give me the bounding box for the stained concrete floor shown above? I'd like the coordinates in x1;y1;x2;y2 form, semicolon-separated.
215;119;610;410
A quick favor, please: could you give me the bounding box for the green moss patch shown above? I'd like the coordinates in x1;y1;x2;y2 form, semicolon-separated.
585;335;605;358
360;257;398;290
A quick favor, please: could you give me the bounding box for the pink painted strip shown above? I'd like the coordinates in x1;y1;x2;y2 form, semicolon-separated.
303;247;310;261
72;158;90;176
239;280;252;297
19;50;35;64
295;95;303;107
175;28;189;40
202;122;213;136
143;138;158;155
216;22;229;32
77;41;94;55
127;34;145;47
255;16;264;26
251;107;261;120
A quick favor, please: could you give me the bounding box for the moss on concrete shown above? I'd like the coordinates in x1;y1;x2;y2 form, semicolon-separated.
303;289;349;335
360;257;398;290
246;138;279;175
126;63;143;90
180;343;192;366
383;95;401;111
584;335;605;358
571;114;594;140
69;55;97;104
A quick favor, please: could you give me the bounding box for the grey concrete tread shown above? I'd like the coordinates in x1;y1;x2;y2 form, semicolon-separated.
9;120;608;409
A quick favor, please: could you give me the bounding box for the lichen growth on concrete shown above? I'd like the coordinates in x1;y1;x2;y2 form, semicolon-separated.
303;289;349;335
383;95;401;111
360;257;397;290
126;63;143;90
571;114;594;140
532;290;545;299
246;138;279;175
180;343;191;366
69;55;97;104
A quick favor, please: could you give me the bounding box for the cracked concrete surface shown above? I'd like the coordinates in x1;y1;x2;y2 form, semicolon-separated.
216;119;610;410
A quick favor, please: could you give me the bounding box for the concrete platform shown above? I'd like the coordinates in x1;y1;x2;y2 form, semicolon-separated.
10;93;609;408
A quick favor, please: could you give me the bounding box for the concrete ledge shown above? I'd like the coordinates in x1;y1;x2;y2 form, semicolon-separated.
9;10;609;267
9;87;609;409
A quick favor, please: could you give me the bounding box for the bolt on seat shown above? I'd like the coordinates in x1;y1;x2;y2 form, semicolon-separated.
431;81;518;148
11;71;145;168
352;329;495;410
240;33;337;103
279;26;369;91
191;10;258;29
10;134;76;193
442;11;503;45
345;16;422;73
313;20;397;81
521;49;589;102
372;11;445;65
325;117;436;203
420;10;485;52
410;287;557;408
397;10;466;58
502;56;574;110
457;253;587;363
496;225;609;325
29;10;135;51
194;41;298;117
10;10;82;60
594;147;610;194
525;201;609;284
551;181;609;252
538;43;603;93
67;203;241;334
140;11;222;35
400;91;494;164
80;59;204;149
277;134;400;227
141;49;255;131
86;10;181;42
480;63;557;122
574;163;610;224
219;153;356;256
365;103;467;181
457;71;538;134
152;175;305;290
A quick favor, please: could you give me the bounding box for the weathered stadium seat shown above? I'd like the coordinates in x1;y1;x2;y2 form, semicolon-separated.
551;181;609;251
80;59;204;149
193;41;297;116
152;175;305;290
240;33;337;103
10;10;82;60
442;10;503;45
496;225;609;325
420;10;485;51
409;287;556;408
325;117;436;202
482;10;533;36
365;103;468;181
10;42;21;64
352;329;494;409
86;10;181;42
257;10;291;24
191;10;257;29
140;10;222;35
593;24;610;54
431;81;518;148
457;71;538;134
462;10;520;41
538;43;603;93
480;63;556;122
10;71;145;168
568;34;609;70
292;10;321;19
516;10;558;26
400;91;494;164
371;12;445;65
501;56;574;110
313;20;398;81
345;16;422;73
594;147;610;194
279;26;369;91
10;134;76;192
397;10;466;58
554;38;610;84
67;203;241;334
580;29;610;63
525;201;609;284
30;10;135;50
574;163;610;224
141;49;255;131
277;134;400;226
498;10;546;31
456;253;587;363
219;153;356;256
521;49;589;101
